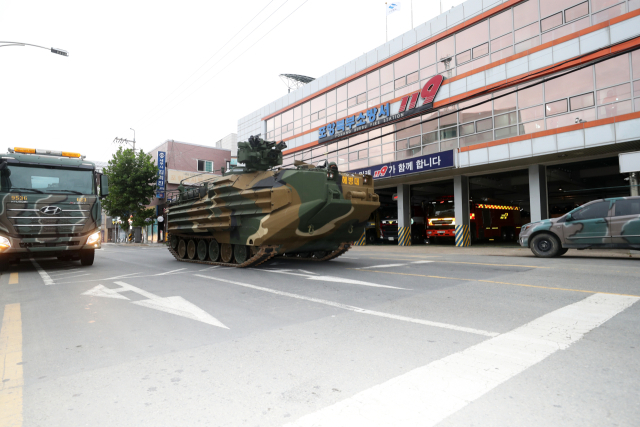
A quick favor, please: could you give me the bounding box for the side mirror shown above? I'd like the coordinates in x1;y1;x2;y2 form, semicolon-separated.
565;213;572;221
100;175;109;197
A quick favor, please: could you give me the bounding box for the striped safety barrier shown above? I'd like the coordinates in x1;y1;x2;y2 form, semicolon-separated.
398;226;411;246
455;225;471;247
354;231;367;246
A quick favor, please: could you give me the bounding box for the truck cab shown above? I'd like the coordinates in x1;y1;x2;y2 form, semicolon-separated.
0;147;109;269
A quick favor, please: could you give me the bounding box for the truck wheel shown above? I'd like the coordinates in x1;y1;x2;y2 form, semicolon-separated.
209;240;220;262
0;256;8;272
197;240;208;261
187;240;197;260
557;248;569;256
366;230;377;244
178;239;187;258
80;249;95;266
530;233;561;258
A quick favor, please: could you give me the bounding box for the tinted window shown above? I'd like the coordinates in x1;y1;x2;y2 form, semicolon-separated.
572;201;610;220
615;199;640;217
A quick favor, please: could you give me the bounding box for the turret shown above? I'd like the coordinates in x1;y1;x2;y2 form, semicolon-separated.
237;135;287;171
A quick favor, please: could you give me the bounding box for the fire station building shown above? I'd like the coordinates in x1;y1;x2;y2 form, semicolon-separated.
237;0;640;246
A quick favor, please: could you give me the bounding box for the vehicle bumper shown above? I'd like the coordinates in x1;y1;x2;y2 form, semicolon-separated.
518;236;529;247
0;233;101;259
426;229;455;238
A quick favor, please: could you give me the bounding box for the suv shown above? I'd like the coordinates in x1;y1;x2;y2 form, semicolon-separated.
519;197;640;257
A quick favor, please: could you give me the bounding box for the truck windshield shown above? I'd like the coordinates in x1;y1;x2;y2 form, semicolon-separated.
427;202;455;218
0;164;94;195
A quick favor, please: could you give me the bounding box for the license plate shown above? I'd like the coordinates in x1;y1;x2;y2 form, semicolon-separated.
438;231;445;234
388;237;394;241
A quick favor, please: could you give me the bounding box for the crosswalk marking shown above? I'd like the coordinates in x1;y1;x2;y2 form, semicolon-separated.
284;293;639;427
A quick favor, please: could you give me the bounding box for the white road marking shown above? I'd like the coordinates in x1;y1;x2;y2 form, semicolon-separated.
82;281;228;328
100;272;144;280
30;258;54;285
284;293;639;427
194;274;494;336
337;256;359;259
47;271;89;278
48;268;81;275
359;263;408;269
199;266;219;271
411;260;434;264
154;268;186;276
297;269;318;275
260;269;407;290
52;273;90;280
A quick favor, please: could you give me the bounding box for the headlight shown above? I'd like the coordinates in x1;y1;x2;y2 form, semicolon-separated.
0;236;11;251
86;231;101;245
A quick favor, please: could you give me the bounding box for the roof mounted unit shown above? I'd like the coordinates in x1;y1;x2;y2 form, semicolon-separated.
279;74;314;93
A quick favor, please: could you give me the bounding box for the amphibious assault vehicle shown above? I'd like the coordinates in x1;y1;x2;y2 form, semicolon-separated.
166;135;380;267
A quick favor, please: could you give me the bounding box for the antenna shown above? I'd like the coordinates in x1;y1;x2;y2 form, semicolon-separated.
279;74;314;93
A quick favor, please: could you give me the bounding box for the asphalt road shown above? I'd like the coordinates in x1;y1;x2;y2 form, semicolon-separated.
1;244;639;427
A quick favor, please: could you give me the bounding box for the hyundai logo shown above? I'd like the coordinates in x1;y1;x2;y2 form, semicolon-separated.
40;206;62;215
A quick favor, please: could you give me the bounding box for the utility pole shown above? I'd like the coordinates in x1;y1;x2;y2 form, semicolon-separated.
113;128;136;153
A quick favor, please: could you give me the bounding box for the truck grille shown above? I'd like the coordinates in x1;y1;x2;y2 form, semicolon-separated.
7;206;91;235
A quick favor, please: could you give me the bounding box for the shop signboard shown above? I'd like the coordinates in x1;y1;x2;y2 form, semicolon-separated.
318;75;444;144
156;151;166;198
348;149;455;179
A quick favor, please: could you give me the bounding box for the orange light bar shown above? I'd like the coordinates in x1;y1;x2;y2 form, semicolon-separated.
14;147;36;154
61;151;82;158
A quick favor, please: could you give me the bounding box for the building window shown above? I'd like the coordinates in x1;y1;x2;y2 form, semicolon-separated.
197;160;213;172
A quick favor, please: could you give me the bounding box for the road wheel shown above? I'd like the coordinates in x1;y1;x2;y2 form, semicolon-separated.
80;249;95;266
197;240;208;261
0;256;8;272
170;234;178;249
530;233;561;258
313;251;327;259
366;230;377;244
557;247;569;256
177;239;187;258
220;244;233;263
234;245;249;264
209;240;220;261
187;240;197;259
298;252;311;258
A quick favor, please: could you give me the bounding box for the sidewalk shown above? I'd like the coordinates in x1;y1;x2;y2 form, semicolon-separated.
102;242;168;248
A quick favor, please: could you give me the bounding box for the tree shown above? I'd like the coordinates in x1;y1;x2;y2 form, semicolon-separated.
102;147;158;230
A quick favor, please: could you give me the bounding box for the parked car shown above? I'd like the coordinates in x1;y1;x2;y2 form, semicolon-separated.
518;196;640;257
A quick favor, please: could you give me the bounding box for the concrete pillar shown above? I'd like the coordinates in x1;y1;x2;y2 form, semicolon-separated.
630;172;639;197
397;184;411;246
529;165;549;222
454;175;471;246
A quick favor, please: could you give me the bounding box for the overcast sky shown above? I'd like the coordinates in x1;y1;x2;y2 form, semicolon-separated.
0;0;462;162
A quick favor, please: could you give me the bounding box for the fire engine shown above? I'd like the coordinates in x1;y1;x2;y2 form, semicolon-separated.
424;196;526;243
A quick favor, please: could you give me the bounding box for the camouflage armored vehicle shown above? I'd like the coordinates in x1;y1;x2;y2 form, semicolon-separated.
0;147;109;269
166;135;380;267
519;196;640;257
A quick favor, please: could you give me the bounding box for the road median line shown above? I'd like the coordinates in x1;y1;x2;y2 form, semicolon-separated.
0;303;23;427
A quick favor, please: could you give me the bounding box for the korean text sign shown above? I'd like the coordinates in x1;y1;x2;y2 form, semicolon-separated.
348;149;454;179
157;151;166;198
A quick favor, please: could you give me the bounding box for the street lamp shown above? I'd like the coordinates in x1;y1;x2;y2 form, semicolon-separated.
0;41;69;56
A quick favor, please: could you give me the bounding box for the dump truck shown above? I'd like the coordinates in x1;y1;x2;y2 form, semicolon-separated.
0;147;108;269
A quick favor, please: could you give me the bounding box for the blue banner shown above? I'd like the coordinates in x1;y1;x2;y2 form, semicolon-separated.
157;151;166;198
348;150;455;179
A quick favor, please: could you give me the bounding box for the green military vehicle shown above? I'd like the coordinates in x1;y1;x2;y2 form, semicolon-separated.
166;135;380;267
519;196;640;257
0;147;109;269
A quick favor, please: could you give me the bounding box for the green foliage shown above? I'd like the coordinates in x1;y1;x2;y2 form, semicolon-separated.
102;147;158;227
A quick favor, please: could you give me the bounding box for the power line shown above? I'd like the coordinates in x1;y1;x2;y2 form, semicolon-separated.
139;0;311;129
137;0;295;128
134;0;278;126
